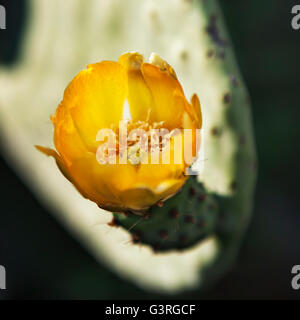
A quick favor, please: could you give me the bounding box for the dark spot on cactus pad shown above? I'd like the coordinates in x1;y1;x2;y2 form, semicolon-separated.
189;187;196;197
219;50;225;59
211;127;221;136
198;194;206;202
180;50;189;61
197;219;206;228
179;234;188;244
230;74;239;87
211;14;218;22
207;50;214;58
253;161;257;170
209;202;217;211
223;92;231;104
143;213;151;220
132;231;142;243
206;14;229;54
169;208;179;219
147;206;154;214
152;243;161;252
231;181;237;191
184;215;195;224
240;135;246;145
159;230;169;240
250;160;257;171
216;211;225;230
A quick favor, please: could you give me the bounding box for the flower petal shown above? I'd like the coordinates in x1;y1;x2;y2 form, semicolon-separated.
35;146;91;199
119;52;154;122
141;63;186;129
191;93;202;129
52;102;88;166
63;61;128;151
118;178;185;211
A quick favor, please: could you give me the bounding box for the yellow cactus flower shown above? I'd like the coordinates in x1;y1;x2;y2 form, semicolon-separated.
36;52;202;213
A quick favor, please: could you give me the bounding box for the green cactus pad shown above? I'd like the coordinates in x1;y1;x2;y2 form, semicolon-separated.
112;177;219;251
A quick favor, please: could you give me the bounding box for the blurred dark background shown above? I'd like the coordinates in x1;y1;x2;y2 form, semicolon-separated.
0;0;299;299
